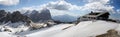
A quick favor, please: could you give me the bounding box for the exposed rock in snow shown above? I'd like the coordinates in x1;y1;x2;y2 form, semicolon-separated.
30;23;48;29
0;22;30;34
96;29;120;37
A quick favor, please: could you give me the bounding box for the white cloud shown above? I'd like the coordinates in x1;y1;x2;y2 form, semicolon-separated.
43;0;114;13
44;0;81;10
17;0;82;16
87;0;109;4
81;0;115;13
19;0;114;12
16;0;78;11
0;0;19;6
18;0;116;16
81;2;114;12
50;9;80;16
117;9;120;13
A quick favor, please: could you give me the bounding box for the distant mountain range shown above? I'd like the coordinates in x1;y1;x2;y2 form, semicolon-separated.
0;8;79;25
0;10;31;23
23;8;77;22
52;14;77;22
24;8;52;22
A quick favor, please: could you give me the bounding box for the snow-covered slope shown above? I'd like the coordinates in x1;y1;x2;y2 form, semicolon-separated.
0;20;120;37
25;20;120;37
26;24;74;37
52;21;119;37
0;22;29;34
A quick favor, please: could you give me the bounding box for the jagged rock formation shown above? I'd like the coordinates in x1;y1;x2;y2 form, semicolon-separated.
29;10;40;22
23;9;56;28
0;10;8;22
96;29;120;37
11;11;31;23
0;10;31;24
24;8;52;23
0;10;7;18
39;8;52;21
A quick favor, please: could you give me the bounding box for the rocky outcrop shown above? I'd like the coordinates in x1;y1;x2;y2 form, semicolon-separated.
40;8;52;20
11;11;31;23
29;10;40;22
25;8;52;23
0;10;31;24
0;10;7;22
23;9;56;27
96;29;120;37
0;10;7;18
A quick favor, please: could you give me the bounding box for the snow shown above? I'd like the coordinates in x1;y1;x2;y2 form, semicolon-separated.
0;32;11;37
26;20;120;37
52;21;119;37
0;32;21;37
26;24;74;37
0;20;120;37
0;22;29;35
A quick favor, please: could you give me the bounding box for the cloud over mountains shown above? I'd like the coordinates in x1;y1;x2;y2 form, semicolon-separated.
0;0;117;16
18;0;115;17
19;0;114;12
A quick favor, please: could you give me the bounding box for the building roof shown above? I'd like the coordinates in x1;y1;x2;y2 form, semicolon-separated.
83;12;109;18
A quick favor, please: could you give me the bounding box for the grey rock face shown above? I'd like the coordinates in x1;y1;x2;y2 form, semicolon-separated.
11;11;31;23
25;9;52;22
0;10;31;24
39;8;52;21
0;10;7;22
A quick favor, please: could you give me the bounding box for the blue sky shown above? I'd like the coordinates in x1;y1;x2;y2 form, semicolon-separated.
111;0;120;9
0;0;120;19
0;0;119;11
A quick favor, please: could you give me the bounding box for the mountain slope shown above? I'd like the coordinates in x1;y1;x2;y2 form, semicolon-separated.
24;9;52;22
24;20;120;37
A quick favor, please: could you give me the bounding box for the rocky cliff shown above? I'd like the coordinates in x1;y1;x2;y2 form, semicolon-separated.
24;8;52;23
0;10;31;24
